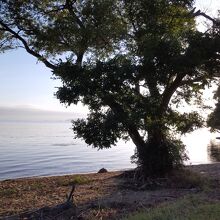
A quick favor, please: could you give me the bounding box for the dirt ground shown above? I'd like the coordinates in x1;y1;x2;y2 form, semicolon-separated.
1;163;220;220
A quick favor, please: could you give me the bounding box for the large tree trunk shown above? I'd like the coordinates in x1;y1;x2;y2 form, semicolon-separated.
105;95;176;176
129;126;173;176
145;128;173;176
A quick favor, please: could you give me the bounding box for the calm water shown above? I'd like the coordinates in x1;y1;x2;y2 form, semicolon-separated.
0;108;218;180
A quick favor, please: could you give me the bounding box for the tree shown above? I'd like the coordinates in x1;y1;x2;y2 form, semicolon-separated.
208;86;220;131
0;0;220;176
207;23;220;132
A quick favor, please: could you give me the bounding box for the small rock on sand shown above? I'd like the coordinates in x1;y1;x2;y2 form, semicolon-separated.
98;168;108;173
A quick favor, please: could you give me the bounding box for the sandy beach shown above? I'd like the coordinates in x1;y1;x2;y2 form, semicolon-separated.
1;163;220;219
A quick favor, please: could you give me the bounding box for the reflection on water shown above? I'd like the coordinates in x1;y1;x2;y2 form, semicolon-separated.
207;139;220;162
0;120;136;180
0;108;219;180
182;128;217;165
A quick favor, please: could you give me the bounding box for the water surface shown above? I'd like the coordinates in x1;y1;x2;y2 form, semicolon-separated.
0;108;218;180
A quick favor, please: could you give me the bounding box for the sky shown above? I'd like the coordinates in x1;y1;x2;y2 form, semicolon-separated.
0;0;219;113
0;50;87;113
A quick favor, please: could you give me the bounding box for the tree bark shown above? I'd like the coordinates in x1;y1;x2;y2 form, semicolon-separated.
104;94;174;176
144;128;173;176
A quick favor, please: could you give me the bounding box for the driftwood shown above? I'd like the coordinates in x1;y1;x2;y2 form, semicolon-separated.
1;184;76;220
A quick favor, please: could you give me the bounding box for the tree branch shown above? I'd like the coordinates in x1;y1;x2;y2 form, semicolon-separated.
43;5;66;15
145;76;160;98
0;20;56;70
181;75;204;85
103;94;146;148
191;8;220;26
64;0;87;66
126;1;138;33
65;0;85;29
160;73;186;114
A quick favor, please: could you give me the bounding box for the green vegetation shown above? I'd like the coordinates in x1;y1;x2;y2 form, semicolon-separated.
0;188;18;197
27;181;45;190
167;169;210;190
208;86;220;132
57;175;92;186
0;0;219;176
208;140;220;162
124;195;220;220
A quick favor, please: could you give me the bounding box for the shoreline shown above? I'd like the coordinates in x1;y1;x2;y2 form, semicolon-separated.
1;162;219;182
0;167;134;182
1;163;220;219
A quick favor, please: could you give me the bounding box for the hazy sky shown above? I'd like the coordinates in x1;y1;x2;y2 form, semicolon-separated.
0;0;219;112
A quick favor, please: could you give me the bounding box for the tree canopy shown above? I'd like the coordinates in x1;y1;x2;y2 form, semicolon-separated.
0;0;220;176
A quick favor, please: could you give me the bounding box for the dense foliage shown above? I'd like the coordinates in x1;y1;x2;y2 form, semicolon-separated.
1;0;220;176
208;85;220;131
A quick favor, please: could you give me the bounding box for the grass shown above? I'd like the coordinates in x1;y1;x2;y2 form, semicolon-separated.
167;169;211;190
0;188;18;197
57;175;92;186
124;169;215;220
124;195;220;220
28;181;45;190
